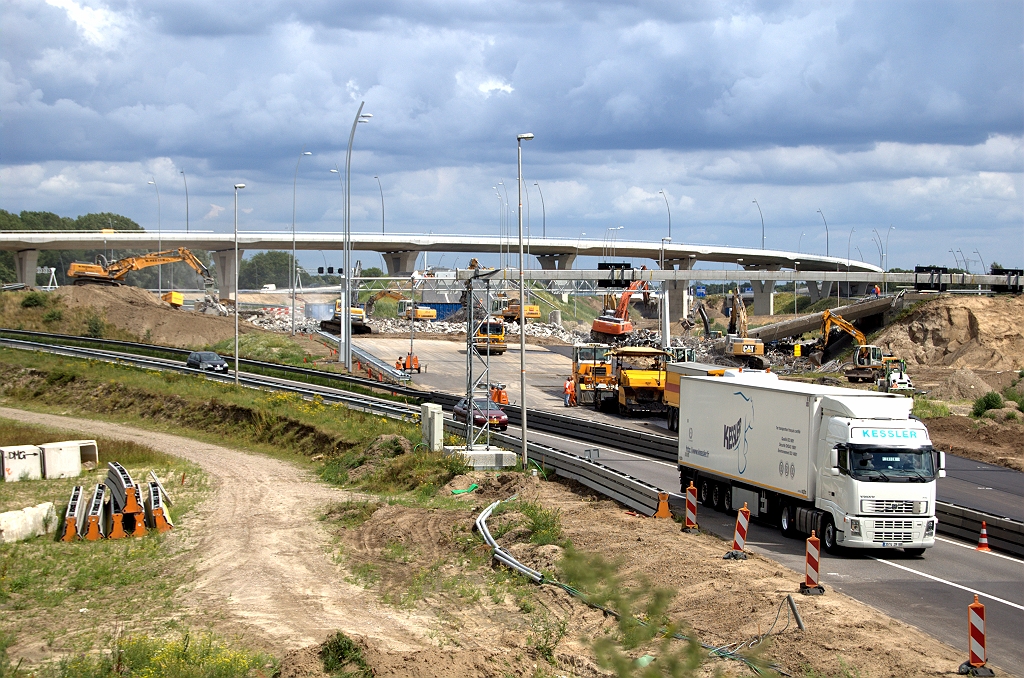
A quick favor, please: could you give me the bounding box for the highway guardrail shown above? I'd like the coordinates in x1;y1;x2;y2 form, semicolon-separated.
936;502;1024;557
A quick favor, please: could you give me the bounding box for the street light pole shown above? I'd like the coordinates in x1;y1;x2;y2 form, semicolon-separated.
817;209;829;257
148;178;161;296
574;231;585;321
341;102;372;370
659;190;671;240
374;175;384;234
752;199;764;249
884;226;895;294
292;147;312;335
534;182;545;238
517;132;534;469
233;183;245;385
847;227;855;303
797;232;806;254
180;170;189;234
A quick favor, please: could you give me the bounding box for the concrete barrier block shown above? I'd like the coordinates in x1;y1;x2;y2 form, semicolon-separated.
39;442;83;479
2;445;43;482
444;446;517;470
0;502;57;543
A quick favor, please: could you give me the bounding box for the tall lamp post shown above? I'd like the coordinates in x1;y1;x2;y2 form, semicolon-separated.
340;102;372;370
374;175;384;234
233;183;245;385
180;170;189;234
752;199;764;249
797;231;806;253
658;190;671;239
816;209;830;256
884;226;895;294
147;178;162;296
574;231;585;320
846;227;855;303
292;147;312;335
516;132;534;468
534;182;546;238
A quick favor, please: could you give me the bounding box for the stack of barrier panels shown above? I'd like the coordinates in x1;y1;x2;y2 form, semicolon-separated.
60;464;173;541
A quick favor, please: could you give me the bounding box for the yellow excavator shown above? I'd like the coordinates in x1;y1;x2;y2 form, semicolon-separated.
67;248;213;288
818;309;900;383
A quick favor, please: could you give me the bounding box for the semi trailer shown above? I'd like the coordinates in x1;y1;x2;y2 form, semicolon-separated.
675;373;943;555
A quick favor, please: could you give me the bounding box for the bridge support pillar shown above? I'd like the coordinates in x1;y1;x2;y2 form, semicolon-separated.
537;253;576;270
381;251;420;276
748;265;781;316
15;250;38;286
662;258;692;323
807;280;833;304
212;250;243;300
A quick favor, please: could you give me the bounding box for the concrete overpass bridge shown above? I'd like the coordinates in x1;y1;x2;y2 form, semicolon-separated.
0;230;880;315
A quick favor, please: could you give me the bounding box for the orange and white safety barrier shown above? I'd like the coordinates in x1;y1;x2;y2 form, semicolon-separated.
653;492;671;518
724;502;750;559
60;486;86;542
800;530;825;595
108;512;129;539
956;595;996;676
145;481;174;533
976;521;991;552
683;481;698;531
82;484;107;541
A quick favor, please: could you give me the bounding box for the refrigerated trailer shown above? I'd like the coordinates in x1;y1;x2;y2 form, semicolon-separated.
676;375;944;555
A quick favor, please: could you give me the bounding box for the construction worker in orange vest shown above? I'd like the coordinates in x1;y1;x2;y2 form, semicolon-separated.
563;376;577;407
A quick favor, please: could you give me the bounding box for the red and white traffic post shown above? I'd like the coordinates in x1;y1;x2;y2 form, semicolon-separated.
724;502;750;560
959;595;995;676
800;530;825;595
682;481;698;532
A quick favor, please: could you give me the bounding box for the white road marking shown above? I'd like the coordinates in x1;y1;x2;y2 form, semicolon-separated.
935;536;1024;564
868;556;1024;611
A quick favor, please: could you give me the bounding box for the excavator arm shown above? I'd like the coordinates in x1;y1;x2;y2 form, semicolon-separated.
68;248;212;285
613;280;650;319
821;309;865;347
363;289;406;316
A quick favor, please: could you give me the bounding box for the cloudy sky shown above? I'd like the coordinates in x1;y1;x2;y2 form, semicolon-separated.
2;0;1022;272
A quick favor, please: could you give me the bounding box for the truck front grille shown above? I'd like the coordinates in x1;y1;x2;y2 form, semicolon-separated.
871;519;914;543
863;500;915;514
873;531;914;543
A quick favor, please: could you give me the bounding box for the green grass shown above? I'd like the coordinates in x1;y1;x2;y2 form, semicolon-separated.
491;499;566;547
209;332;313;365
355;449;468;498
320;631;372;678
0;348;422;467
912;398;950;420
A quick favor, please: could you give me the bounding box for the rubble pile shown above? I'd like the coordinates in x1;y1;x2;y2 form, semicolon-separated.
243;307;322;333
193;295;230;316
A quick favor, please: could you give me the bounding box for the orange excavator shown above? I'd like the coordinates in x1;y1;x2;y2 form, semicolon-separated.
590;280;650;343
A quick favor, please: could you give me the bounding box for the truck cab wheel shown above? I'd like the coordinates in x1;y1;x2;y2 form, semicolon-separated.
821;515;839;553
902;548;926;557
780;505;797;538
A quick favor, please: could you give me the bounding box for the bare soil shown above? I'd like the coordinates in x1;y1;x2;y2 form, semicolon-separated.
922;415;1024;472
0;407;973;677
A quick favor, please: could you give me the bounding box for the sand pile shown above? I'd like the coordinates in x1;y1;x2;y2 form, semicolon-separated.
875;295;1024;370
55;285;256;348
928;368;994;400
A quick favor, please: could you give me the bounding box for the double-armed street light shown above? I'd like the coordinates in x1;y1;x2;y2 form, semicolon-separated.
374;175;384;234
817;209;830;257
534;182;546;238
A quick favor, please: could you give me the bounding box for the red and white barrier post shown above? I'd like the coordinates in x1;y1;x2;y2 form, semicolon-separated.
800;530;825;595
682;481;698;532
724;502;750;560
959;595;995;676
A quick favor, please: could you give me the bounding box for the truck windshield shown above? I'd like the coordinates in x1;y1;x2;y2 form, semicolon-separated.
576;347;610;362
847;445;936;481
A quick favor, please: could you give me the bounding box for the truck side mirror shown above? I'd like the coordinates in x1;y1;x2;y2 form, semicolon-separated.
938;450;946;478
829;447;840;476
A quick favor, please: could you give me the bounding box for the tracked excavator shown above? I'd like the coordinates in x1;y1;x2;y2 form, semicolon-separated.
67;248;214;289
815;309;903;383
590;280;651;343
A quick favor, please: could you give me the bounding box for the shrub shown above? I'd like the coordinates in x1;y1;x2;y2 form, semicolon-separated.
42;309;63;323
913;398;950;419
320;632;372;678
20;292;48;308
972;392;1003;417
86;315;104;338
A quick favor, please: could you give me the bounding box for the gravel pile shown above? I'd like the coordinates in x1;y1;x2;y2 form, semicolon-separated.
244;307;322;333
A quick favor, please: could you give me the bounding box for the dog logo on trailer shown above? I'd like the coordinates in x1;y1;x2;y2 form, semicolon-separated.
723;391;755;474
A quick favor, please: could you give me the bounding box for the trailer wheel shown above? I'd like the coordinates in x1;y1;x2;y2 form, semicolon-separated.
821;515;839;553
711;483;724;512
699;479;711;506
722;486;733;513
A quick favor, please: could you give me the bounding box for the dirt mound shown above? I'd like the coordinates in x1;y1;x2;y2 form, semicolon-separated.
347;434;412;481
923;414;1024;471
876;295;1024;370
55;285;257;348
443;472;526;501
928;368;993;400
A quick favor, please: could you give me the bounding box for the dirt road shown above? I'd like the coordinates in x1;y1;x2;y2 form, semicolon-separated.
0;407;433;654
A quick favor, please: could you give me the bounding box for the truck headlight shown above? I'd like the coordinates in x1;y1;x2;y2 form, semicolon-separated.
914;501;928;514
849;519;861;536
925;520;935;537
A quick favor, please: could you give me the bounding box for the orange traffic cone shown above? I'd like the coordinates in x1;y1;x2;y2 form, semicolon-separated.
976;521;991;552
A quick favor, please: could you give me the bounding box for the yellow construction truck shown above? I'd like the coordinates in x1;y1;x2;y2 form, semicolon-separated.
594;346;668;416
473;315;507;355
571;342;614;406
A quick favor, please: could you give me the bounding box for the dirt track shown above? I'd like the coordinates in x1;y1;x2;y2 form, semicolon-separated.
0;407;433;654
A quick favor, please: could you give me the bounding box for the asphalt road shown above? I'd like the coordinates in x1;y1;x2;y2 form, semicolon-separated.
506;422;1024;673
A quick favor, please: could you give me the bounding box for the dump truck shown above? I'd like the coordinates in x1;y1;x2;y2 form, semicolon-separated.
594;346;667;416
473;316;507;355
571;343;614;406
676;373;943;555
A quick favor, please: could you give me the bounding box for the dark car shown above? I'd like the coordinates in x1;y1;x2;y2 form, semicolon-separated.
453;397;509;431
186;351;229;373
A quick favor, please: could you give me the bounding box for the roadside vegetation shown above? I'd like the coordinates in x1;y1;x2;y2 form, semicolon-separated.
0;290;139;341
0;419;215;674
208;332;313;366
